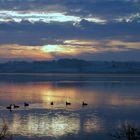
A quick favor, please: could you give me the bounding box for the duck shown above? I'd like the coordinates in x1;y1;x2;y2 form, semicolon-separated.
50;102;54;105
13;104;20;109
82;102;88;106
6;104;12;111
24;102;29;107
66;101;71;106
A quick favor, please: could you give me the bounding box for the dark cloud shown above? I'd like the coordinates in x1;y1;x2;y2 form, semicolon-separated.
0;20;139;46
0;0;140;21
77;49;140;61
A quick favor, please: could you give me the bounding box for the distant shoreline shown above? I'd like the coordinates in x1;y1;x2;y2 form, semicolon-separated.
0;59;140;74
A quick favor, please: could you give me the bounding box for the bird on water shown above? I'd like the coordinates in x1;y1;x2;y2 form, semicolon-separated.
24;102;29;107
13;104;20;109
6;104;12;111
82;102;88;106
66;101;71;105
50;102;54;105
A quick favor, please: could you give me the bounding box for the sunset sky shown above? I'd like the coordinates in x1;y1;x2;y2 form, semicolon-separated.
0;0;140;62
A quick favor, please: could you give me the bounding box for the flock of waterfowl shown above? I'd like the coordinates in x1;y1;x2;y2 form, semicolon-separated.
51;101;88;106
6;101;88;111
6;102;29;111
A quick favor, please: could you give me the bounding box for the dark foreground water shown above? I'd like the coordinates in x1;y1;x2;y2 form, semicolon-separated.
0;74;140;140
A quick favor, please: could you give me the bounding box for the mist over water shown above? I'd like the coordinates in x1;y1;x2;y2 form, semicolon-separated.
0;74;140;140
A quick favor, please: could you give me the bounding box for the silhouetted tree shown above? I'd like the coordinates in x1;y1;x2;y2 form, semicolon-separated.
0;120;13;140
110;123;140;140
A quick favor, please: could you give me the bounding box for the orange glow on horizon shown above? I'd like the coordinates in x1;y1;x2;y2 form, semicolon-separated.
0;39;140;61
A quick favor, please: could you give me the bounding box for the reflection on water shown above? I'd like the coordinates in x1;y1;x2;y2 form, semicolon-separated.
10;113;80;137
0;81;140;107
0;110;102;138
0;74;140;140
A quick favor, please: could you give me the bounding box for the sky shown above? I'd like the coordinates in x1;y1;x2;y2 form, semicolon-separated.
0;0;140;62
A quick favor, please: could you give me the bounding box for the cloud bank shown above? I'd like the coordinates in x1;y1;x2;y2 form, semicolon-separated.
0;0;140;61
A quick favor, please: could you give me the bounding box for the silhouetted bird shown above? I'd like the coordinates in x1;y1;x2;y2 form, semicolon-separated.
13;104;20;109
24;102;29;107
50;102;54;105
6;104;12;111
82;102;88;106
66;101;71;105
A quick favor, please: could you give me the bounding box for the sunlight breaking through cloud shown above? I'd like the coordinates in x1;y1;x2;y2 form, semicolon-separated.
0;10;107;24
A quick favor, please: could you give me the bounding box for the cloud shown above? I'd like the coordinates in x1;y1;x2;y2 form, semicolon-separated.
0;19;139;46
0;38;139;62
0;0;139;22
0;44;53;61
0;0;139;61
77;49;140;61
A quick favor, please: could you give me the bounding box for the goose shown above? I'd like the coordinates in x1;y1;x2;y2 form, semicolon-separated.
13;104;20;109
6;104;12;111
24;102;29;107
66;101;71;106
82;102;88;106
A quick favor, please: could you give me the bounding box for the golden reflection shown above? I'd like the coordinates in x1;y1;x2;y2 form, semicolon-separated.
109;95;140;106
0;82;140;108
0;80;139;138
0;112;103;138
8;113;80;137
11;114;21;132
84;118;103;133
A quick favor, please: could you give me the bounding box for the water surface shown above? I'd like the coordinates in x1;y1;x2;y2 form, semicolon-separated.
0;74;140;140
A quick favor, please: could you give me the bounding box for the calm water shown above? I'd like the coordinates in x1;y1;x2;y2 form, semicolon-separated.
0;74;140;140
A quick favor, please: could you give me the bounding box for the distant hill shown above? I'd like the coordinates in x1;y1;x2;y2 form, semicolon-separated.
0;59;140;73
